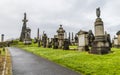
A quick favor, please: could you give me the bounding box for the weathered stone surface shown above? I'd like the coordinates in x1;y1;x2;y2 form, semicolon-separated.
88;30;95;47
77;30;89;51
1;34;4;42
42;33;47;48
20;13;32;44
53;35;59;49
63;38;69;50
90;7;111;54
57;25;65;49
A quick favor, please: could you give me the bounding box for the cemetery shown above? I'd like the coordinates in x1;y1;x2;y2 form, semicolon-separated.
6;7;120;75
0;4;120;75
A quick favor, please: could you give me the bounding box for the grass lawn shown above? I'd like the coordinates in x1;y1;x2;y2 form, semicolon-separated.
14;43;120;75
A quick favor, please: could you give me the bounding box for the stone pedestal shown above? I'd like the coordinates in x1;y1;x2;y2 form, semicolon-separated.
90;8;110;54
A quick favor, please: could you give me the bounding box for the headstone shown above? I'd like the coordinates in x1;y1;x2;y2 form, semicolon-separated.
1;34;4;42
53;35;59;49
90;7;111;54
34;37;38;43
24;27;32;45
74;33;78;45
42;33;47;48
115;31;120;47
88;30;95;47
37;28;39;40
77;30;89;51
63;32;69;50
38;35;41;47
57;25;65;49
113;36;118;47
38;38;41;47
68;32;71;45
71;32;74;45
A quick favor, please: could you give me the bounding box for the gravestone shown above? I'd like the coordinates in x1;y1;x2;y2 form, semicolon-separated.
37;28;39;40
115;31;120;47
74;33;78;45
24;27;32;45
77;30;89;51
42;33;47;48
90;7;110;54
57;25;65;49
88;30;95;47
53;35;59;49
20;13;28;42
68;32;71;45
113;36;118;47
46;38;51;48
63;38;69;50
38;38;41;47
34;37;38;43
1;34;4;42
71;32;74;45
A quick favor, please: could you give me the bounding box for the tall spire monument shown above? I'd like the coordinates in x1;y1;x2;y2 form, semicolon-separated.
20;13;28;41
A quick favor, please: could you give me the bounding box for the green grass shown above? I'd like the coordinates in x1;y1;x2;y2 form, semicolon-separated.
0;48;5;55
14;42;120;75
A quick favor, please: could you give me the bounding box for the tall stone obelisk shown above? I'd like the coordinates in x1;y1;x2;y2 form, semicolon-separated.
20;13;28;41
90;7;110;54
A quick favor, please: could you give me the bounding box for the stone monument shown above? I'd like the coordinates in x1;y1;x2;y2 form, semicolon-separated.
20;13;28;42
74;33;78;45
77;30;89;51
20;13;32;44
88;30;95;47
1;34;4;42
68;32;71;45
53;35;59;49
37;28;39;40
113;36;118;47
90;7;110;54
24;27;32;45
42;33;47;48
57;25;65;49
63;32;69;50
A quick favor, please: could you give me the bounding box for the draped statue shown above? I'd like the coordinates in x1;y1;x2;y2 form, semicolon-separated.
96;7;100;18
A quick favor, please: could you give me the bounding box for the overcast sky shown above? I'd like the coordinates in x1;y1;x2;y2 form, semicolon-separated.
0;0;120;41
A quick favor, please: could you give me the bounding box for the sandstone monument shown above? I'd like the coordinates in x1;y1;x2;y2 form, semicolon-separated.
57;25;65;49
90;7;111;54
77;30;89;51
113;31;120;47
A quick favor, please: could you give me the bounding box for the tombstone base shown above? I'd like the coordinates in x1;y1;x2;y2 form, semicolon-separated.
24;39;32;45
78;46;89;51
90;39;110;54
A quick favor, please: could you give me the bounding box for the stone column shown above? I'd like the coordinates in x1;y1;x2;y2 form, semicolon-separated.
1;34;4;42
90;7;110;54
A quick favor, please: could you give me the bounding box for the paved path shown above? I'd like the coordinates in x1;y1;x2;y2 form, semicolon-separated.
8;47;81;75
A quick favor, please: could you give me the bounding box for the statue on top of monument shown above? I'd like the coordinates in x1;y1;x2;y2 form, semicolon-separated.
96;7;100;18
